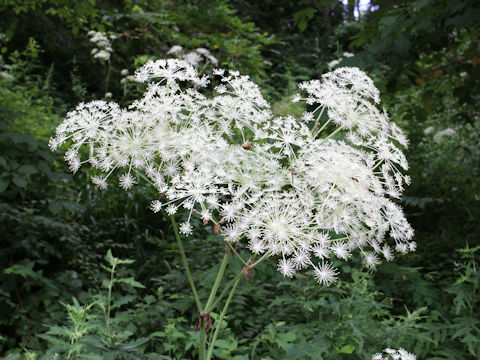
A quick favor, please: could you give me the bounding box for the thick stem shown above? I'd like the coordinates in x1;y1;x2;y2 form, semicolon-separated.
169;215;203;313
206;277;241;360
199;321;207;360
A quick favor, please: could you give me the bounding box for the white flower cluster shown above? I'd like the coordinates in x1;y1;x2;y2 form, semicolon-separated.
50;59;414;285
167;45;219;67
328;51;355;69
433;127;456;143
372;348;416;360
88;30;115;62
0;33;14;81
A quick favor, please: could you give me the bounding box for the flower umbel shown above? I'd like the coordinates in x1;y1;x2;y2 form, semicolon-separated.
51;60;414;286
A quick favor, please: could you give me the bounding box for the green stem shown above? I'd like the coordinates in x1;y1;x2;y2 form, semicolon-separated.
319;179;337;214
206;277;241;360
315;117;331;138
251;252;272;268
318;203;346;226
204;252;230;313
372;159;384;171
209;251;272;317
206;252;271;359
134;170;156;187
199;321;207;360
319;125;344;144
106;260;115;343
210;214;249;267
226;242;249;267
210;272;243;312
313;107;328;137
169;215;203;313
199;251;229;360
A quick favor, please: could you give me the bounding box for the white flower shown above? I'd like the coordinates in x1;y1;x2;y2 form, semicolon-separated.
328;59;340;69
332;242;350;260
278;258;295;277
184;51;202;66
93;50;111;61
51;59;414;286
92;176;108;189
167;45;183;55
179;222;193;235
166;204;178;215
364;252;379;268
314;262;338;285
423;125;434;135
372;348;416;360
88;30;114;62
119;173;135;189
150;200;162;213
433;128;456;143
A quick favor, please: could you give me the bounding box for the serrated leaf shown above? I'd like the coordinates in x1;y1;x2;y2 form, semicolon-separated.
79;336;109;350
117;277;145;288
120;337;149;350
112;294;137;309
105;249;115;266
117;258;135;264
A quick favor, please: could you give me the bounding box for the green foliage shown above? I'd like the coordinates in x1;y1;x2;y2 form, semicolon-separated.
445;245;480;357
33;250;149;359
0;0;273;107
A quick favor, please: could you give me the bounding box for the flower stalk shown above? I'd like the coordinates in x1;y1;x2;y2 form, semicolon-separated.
170;215;203;313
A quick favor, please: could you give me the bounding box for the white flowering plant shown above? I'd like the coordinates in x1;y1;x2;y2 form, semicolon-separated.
372;348;416;360
50;59;414;359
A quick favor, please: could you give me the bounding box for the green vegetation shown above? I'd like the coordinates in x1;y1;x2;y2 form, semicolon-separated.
1;0;479;359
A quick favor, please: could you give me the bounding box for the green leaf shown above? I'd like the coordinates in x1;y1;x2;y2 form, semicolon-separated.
215;339;237;351
277;332;296;342
48;200;63;215
338;344;355;354
380;16;397;27
120;337;149;350
0;156;7;168
0;177;9;193
112;294;137;309
412;0;429;10
12;175;27;188
150;331;166;338
4;261;36;278
293;7;315;32
117;258;135;265
105;249;116;266
117;277;146;288
18;164;37;176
